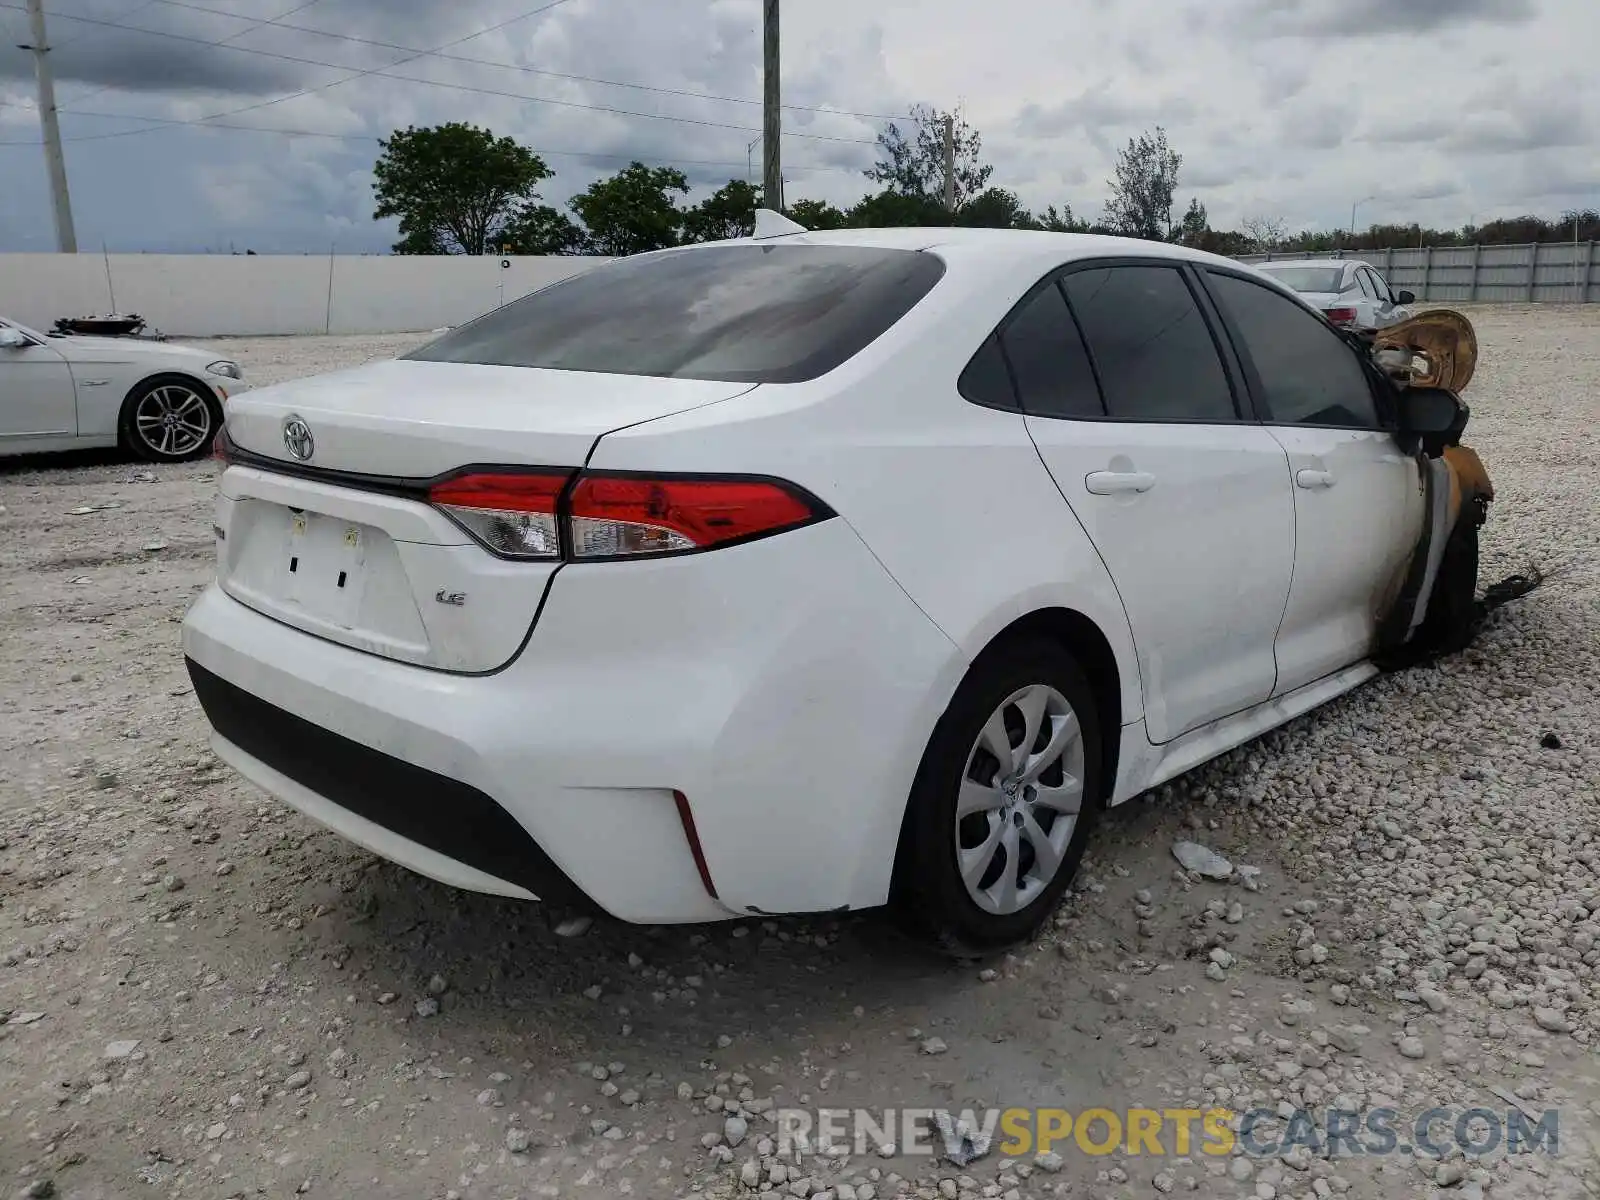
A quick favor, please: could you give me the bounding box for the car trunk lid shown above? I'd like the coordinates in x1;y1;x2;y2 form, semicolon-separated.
224;359;753;477
214;360;755;672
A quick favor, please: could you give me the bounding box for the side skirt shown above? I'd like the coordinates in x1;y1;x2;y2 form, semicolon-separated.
1108;661;1380;805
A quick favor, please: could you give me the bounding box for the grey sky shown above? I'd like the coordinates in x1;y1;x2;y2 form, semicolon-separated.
0;0;1592;252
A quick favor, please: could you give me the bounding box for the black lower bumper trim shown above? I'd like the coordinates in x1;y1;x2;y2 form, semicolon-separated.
186;657;590;908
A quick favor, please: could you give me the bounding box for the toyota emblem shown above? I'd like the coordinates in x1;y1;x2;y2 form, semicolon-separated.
282;415;314;461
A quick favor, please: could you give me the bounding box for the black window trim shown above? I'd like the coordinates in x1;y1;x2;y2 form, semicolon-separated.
1195;265;1399;434
956;255;1257;425
1367;267;1394;304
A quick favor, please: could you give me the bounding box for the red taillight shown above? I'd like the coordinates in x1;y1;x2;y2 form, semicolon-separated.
428;470;572;560
1326;306;1358;326
567;474;819;559
426;469;827;561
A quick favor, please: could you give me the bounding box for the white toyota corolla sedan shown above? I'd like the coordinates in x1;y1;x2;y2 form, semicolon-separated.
0;316;245;460
181;226;1491;952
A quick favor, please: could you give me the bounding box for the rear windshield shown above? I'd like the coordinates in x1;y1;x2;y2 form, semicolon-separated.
1256;266;1349;294
404;244;947;383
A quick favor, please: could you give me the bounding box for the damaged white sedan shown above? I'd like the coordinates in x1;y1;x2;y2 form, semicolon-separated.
0;316;244;461
181;227;1494;953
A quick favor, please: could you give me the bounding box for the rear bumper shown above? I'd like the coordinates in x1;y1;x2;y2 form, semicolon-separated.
180;517;965;923
188;659;589;906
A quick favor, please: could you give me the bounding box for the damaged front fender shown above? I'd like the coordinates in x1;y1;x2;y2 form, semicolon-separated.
1373;309;1496;660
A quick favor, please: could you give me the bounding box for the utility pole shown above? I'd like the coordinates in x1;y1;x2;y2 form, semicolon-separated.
942;114;955;212
761;0;781;211
23;0;77;253
1348;194;1374;251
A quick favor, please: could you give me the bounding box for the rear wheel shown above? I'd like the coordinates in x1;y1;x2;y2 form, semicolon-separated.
119;376;220;462
893;638;1102;957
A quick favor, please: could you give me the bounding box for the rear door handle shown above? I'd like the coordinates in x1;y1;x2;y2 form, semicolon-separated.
1296;469;1335;489
1085;470;1156;495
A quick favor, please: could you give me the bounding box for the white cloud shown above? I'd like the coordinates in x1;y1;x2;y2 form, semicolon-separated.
0;0;1593;250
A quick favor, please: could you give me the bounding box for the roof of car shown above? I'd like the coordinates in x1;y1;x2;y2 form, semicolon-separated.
737;225;1264;275
1256;257;1366;271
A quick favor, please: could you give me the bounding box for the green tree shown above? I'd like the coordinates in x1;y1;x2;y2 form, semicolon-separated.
568;163;690;256
682;179;762;243
1175;198;1209;246
391;227;449;255
866;104;993;206
1104;126;1182;241
846;189;947;227
955;187;1031;229
372;123;553;255
1033;204;1090;233
784;198;848;230
500;203;590;255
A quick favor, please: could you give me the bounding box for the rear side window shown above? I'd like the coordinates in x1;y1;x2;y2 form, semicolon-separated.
1207;271;1381;428
958;335;1016;409
1354;270;1376;299
999;283;1103;418
1062;265;1237;422
405;245;946;384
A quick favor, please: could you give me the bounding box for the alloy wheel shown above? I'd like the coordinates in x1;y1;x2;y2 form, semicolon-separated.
134;384;212;458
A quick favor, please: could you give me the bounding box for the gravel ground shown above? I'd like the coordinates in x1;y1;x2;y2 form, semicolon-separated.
2;307;1597;1200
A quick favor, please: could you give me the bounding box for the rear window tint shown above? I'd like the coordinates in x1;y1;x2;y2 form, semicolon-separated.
405;244;946;384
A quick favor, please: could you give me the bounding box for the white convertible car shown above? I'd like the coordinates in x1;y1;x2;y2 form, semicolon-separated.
0;316;245;461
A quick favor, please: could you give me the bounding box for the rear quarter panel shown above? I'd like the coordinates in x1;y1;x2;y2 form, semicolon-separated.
586;251;1145;729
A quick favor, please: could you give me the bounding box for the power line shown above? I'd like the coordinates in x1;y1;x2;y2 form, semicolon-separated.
0;1;879;146
0;98;872;178
64;0;326;108
0;0;584;134
53;0;163;50
179;0;589;129
107;0;904;125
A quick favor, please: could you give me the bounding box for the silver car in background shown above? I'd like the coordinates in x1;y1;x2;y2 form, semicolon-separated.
1254;258;1414;336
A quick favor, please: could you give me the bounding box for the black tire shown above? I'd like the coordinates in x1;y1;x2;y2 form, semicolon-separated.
1413;511;1480;656
892;637;1103;957
118;374;222;463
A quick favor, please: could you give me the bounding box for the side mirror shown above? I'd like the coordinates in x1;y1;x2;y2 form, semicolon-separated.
1395;386;1468;455
0;327;29;349
1395;290;1416;305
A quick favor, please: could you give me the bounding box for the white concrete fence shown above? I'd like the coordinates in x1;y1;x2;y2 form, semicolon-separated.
0;253;613;338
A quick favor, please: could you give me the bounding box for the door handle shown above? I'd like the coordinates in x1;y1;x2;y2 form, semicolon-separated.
1296;469;1335;489
1085;470;1156;495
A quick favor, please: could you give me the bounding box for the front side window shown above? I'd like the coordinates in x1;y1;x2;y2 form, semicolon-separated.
1366;269;1393;303
406;244;947;384
1206;271;1381;429
1061;265;1237;422
1354;270;1376;299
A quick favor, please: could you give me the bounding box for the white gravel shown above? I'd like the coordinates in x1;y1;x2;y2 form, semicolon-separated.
2;306;1597;1200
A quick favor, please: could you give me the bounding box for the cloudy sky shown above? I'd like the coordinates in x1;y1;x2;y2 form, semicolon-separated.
0;0;1594;252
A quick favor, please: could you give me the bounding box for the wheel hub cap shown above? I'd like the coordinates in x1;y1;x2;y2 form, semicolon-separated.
954;682;1087;917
